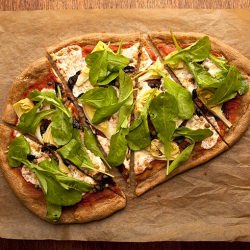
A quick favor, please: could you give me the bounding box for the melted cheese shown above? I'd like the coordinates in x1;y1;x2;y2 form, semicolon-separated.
68;165;96;185
202;58;221;76
121;42;140;68
73;80;93;97
123;151;130;171
86;149;106;175
97;135;110;154
51;45;85;80
139;47;153;71
173;66;196;93
185;115;219;149
21;166;41;187
134;150;155;175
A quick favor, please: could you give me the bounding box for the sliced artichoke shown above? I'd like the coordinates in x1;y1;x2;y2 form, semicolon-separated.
42;123;58;146
83;105;117;139
56;153;70;174
13;98;34;117
148;139;180;160
197;88;232;128
92;41;113;53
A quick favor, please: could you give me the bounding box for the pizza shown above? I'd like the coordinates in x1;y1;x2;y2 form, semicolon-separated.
0;32;249;223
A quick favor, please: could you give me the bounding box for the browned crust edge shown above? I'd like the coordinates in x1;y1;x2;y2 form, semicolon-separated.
148;31;250;147
135;139;229;196
2;58;51;125
47;32;141;54
0;124;126;223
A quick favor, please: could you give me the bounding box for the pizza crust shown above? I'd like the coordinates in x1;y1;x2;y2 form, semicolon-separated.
148;31;250;147
135;139;228;196
2;58;52;125
47;33;141;54
0;125;126;224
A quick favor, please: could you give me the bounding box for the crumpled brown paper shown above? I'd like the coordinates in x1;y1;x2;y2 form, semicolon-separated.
0;9;250;242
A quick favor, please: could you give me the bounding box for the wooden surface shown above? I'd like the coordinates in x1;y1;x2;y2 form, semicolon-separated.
0;0;250;10
1;0;250;249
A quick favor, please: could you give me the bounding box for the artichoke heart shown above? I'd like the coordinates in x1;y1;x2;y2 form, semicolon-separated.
83;105;116;139
13;98;34;117
42;123;58;146
148;139;180;160
56;153;70;174
92;41;113;53
197;88;232;128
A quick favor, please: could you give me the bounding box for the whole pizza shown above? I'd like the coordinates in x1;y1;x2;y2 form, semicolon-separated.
0;32;249;223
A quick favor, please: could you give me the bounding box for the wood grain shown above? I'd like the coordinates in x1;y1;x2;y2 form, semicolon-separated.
1;0;250;10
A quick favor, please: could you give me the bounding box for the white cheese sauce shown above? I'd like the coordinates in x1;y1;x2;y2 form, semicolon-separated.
202;58;221;76
68;165;96;185
51;45;85;81
134;150;155;175
185;115;219;149
139;47;153;72
121;42;140;68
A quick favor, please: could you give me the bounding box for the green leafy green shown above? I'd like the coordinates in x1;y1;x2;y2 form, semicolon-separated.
149;92;179;165
167;144;195;175
51;109;73;146
164;36;211;65
85;49;130;85
116;70;134;129
187;62;220;88
209;54;228;71
84;126;111;168
17;101;55;134
47;202;62;222
107;128;129;167
7;135;31;167
208;66;249;105
29;90;71;117
78;86;118;109
126;89;156;151
173;127;213;142
57;138;94;169
163;76;195;119
126;117;151;150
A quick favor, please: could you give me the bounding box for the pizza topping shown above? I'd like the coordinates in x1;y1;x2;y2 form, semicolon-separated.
68;165;96;185
123;65;136;74
134;150;155;175
185;115;219;149
12;98;34;118
202;58;221;76
68;70;81;90
21;165;41;187
139;47;153;72
121;42;140;68
51;45;86;80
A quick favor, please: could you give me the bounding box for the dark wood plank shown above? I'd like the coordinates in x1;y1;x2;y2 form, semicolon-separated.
0;0;250;10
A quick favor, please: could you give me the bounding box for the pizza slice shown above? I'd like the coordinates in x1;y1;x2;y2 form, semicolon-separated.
128;39;229;196
0;124;125;223
0;58;126;222
149;31;250;148
47;34;142;181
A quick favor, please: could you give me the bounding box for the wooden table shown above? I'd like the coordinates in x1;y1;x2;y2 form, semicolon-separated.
1;1;250;249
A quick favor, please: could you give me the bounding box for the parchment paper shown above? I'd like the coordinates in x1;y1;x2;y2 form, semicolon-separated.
0;9;250;242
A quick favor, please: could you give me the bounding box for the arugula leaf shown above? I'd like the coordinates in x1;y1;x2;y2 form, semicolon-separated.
78;86;118;109
117;70;134;129
164;36;211;65
149;93;179;164
209;54;229;71
173;127;213;142
126;89;156;151
29;90;71;117
57;138;94;169
126;117;151;150
47;202;62;222
7;135;31;167
167;144;195;175
187;62;220;88
17;101;55;134
84;126;111;168
91;89;132;125
87;50;108;84
51;109;73;146
86;49;129;86
163;76;195;119
208;66;249;105
107;128;129;167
